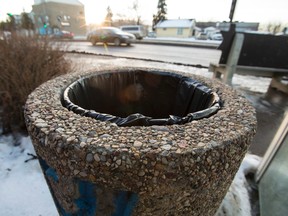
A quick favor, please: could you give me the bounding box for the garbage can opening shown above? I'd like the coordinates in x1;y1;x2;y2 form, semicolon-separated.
62;69;221;126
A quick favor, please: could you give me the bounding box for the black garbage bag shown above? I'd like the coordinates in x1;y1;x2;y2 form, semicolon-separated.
62;69;221;126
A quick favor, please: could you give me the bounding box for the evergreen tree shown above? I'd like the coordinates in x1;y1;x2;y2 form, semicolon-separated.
6;14;16;31
0;21;7;31
152;0;167;30
103;6;113;26
21;12;34;30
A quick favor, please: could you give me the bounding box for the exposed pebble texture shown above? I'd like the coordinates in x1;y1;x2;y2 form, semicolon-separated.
24;67;257;215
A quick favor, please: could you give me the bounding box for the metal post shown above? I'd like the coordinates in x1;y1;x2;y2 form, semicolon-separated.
223;33;244;85
229;0;238;22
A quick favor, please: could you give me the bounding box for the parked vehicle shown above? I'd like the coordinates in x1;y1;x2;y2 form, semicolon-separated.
196;32;208;40
53;30;74;39
147;31;157;38
209;32;223;41
87;27;136;46
120;25;146;39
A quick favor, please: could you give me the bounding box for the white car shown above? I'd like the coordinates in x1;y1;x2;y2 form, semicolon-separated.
120;25;146;40
210;33;223;41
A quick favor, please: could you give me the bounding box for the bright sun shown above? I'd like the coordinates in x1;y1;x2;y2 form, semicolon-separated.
85;9;107;25
82;0;138;25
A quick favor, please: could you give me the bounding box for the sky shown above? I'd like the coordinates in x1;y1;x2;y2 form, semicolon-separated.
0;0;288;26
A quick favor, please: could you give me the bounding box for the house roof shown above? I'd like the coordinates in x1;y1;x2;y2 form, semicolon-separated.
34;0;83;6
155;19;195;28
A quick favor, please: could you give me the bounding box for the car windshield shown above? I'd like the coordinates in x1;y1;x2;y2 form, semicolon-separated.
110;28;123;34
122;27;138;31
94;28;124;35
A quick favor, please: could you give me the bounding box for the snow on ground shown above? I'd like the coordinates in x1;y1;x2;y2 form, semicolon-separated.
143;36;222;45
67;54;271;95
0;134;58;216
216;154;261;216
0;133;261;216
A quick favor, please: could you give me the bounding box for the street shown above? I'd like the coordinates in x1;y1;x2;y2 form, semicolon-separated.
65;41;222;67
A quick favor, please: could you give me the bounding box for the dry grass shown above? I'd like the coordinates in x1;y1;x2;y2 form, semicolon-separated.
0;34;71;134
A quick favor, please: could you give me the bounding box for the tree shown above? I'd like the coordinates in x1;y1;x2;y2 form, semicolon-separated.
103;6;113;26
152;0;167;30
6;13;16;31
113;1;143;26
132;0;141;25
266;22;282;34
0;21;8;31
21;12;34;30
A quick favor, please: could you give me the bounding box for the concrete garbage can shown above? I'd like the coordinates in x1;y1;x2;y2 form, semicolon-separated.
24;67;256;216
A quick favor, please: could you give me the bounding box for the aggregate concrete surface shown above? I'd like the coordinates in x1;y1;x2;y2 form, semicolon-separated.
24;59;256;215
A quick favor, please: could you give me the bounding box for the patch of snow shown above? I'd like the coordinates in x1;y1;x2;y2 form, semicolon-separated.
0;135;58;216
216;154;262;216
233;74;271;93
144;36;222;44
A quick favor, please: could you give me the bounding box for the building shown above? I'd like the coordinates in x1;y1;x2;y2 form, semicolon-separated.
196;22;218;30
196;21;259;32
154;19;196;38
32;0;86;36
218;22;259;32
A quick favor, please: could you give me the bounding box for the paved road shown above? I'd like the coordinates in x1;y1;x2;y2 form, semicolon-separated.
66;42;221;67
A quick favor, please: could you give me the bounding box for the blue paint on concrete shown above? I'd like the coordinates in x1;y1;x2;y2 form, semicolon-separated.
45;167;59;182
58;206;73;216
123;193;139;215
113;191;139;216
75;180;97;216
113;191;127;215
38;157;49;171
38;158;65;214
38;158;59;182
38;158;138;215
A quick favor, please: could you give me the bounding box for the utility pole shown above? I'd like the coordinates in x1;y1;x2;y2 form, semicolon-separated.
229;0;238;22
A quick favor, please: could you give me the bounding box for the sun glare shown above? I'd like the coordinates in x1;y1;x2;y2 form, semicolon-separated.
85;10;106;25
82;0;144;25
83;1;107;25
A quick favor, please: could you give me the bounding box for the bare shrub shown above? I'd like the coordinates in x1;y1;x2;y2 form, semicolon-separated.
0;35;71;134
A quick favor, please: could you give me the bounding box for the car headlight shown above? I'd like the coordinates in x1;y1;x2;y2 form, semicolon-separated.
122;35;129;39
